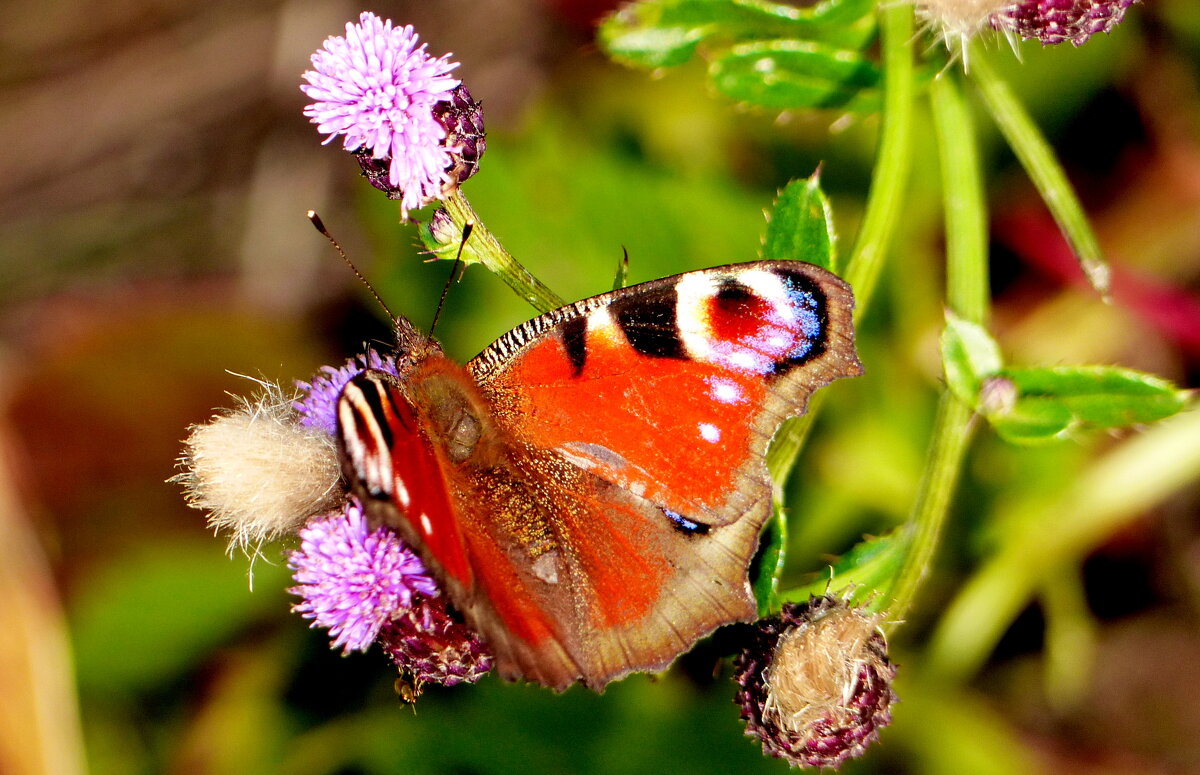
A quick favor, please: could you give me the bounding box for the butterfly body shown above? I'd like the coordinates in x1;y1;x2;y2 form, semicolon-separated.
337;261;862;690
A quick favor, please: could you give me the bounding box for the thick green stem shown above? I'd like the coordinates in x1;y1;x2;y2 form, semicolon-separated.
439;189;565;314
969;50;1110;296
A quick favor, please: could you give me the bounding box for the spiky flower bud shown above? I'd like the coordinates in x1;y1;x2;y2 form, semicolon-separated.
379;594;493;687
915;0;1139;56
432;84;486;186
1000;0;1139;46
733;597;897;769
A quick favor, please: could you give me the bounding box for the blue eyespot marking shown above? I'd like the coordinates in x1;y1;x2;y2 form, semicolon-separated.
663;508;710;535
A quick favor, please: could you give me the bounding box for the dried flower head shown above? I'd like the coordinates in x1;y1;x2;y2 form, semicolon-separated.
380;593;494;688
294;350;400;437
176;381;343;551
302;13;461;215
733;597;897;769
289;500;440;654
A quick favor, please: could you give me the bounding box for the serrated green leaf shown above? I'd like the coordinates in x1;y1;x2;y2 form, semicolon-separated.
783;530;908;612
598;0;876;70
709;40;881;111
762;174;836;270
942;314;1004;408
985;366;1189;444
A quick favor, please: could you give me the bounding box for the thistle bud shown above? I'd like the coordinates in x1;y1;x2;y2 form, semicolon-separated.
379;594;494;687
432;84;486;187
1000;0;1139;47
915;0;1139;56
733;597;897;769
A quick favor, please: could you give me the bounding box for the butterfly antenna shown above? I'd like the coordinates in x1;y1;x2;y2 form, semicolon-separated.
307;210;398;323
427;222;473;338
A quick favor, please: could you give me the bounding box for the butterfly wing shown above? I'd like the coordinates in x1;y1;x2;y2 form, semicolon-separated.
466;261;861;687
340;261;861;690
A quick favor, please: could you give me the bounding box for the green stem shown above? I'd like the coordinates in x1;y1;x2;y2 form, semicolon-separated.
969;48;1110;296
768;3;916;487
927;406;1200;680
844;2;916;319
931;72;989;325
887;71;990;624
887;394;975;624
439;189;566;314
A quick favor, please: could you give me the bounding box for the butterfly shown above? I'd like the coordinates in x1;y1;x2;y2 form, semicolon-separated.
336;260;862;691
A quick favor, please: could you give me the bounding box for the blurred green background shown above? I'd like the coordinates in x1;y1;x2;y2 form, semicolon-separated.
2;1;1199;773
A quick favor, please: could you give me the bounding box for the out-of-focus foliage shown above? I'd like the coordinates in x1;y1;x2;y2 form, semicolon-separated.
1;0;1198;774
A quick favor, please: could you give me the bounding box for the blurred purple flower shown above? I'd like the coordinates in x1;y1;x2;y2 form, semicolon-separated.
289;500;439;654
294;350;400;436
301;12;460;214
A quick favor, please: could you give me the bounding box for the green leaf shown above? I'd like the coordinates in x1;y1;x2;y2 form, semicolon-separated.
783;530;908;611
762;173;836;270
941;314;1004;408
983;366;1189;444
709;40;881;111
599;0;877;69
751;505;787;615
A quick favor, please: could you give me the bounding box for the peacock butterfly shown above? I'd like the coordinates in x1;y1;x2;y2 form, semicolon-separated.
337;260;862;691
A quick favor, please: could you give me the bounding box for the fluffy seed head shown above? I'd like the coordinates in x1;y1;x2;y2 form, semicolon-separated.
733;597;897;769
176;382;343;551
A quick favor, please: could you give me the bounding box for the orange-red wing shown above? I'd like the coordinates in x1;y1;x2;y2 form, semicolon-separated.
469;261;862;529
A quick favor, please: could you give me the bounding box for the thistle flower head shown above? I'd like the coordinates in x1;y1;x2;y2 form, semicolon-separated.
289;500;440;654
733;597;897;769
915;0;1139;57
1000;0;1139;46
380;594;494;687
294;350;400;436
302;13;461;215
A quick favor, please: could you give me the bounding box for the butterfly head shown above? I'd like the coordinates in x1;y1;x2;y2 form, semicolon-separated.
392;313;444;373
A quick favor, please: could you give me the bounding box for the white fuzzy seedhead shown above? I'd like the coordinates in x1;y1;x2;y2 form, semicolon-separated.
175;383;344;551
913;0;1015;60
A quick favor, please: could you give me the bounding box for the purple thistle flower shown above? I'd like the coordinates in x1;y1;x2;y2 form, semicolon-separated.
301;13;461;214
289;500;439;654
294;350;400;436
